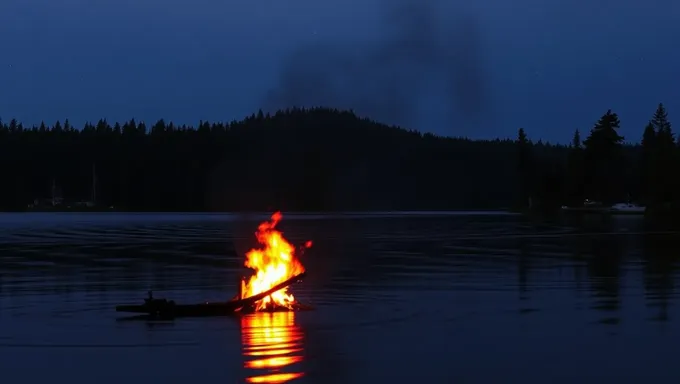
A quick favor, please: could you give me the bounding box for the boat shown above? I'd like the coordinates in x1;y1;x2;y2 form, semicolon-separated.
560;199;646;215
116;272;309;319
27;164;116;212
609;202;646;214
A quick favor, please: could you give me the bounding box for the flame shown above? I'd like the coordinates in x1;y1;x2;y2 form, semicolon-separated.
243;212;311;310
241;312;305;383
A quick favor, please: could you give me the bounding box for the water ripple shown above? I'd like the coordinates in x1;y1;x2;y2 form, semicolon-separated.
1;213;680;382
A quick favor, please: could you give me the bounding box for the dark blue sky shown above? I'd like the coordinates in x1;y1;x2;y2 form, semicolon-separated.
1;0;678;142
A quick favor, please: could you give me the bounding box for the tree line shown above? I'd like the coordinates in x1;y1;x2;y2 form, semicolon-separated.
517;103;678;213
0;105;675;212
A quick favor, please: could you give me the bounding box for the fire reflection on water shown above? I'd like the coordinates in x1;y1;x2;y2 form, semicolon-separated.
241;311;305;383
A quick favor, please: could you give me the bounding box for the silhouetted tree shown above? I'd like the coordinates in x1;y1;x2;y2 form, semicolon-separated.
640;122;657;203
565;129;585;205
583;109;624;204
651;103;675;204
516;128;533;208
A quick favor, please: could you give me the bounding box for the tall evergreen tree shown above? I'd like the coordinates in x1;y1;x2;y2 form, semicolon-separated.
571;129;581;149
650;103;675;204
516;128;533;208
652;103;673;140
565;129;585;205
641;122;657;203
583;109;624;204
8;118;18;133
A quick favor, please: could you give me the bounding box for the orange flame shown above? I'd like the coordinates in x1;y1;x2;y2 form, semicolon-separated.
242;212;310;310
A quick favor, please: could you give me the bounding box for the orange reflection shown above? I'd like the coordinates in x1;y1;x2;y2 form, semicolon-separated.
241;311;305;383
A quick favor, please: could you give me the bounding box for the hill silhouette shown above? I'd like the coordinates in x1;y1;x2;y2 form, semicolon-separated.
0;106;677;212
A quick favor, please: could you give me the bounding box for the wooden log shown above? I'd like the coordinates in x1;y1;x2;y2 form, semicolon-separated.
115;272;307;317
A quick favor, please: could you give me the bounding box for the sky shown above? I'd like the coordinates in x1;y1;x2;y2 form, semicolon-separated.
1;0;679;143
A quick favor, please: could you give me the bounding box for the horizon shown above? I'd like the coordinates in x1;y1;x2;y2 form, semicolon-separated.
0;107;652;146
1;0;678;144
0;108;665;145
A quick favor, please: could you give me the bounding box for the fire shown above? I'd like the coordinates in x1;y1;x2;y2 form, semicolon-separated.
242;212;310;310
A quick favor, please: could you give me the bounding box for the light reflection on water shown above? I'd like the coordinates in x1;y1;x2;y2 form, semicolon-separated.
241;312;305;383
2;213;680;383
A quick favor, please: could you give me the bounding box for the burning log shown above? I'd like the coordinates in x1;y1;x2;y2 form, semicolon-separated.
115;212;313;319
239;211;311;311
234;271;307;310
115;271;308;318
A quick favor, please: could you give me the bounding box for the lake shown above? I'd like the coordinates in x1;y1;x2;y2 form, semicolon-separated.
0;212;679;383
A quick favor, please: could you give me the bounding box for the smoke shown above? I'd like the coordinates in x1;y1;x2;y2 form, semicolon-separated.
262;0;491;131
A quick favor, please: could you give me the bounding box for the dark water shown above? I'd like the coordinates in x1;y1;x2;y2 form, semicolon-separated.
1;212;679;383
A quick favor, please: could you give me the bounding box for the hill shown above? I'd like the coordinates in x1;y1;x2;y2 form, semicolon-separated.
0;106;674;212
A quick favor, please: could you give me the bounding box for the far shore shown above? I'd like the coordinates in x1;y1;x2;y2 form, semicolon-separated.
0;210;518;216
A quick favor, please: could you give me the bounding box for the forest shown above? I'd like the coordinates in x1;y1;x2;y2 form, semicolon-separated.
0;105;676;212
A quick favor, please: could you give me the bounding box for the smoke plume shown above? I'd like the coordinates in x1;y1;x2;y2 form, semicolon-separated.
262;0;491;131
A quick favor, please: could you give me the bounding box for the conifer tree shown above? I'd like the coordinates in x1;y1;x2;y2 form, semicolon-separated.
516;128;533;208
640;122;657;203
583;109;624;203
565;129;585;204
650;103;675;203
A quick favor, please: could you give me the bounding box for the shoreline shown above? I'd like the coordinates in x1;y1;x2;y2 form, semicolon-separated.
0;209;519;215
